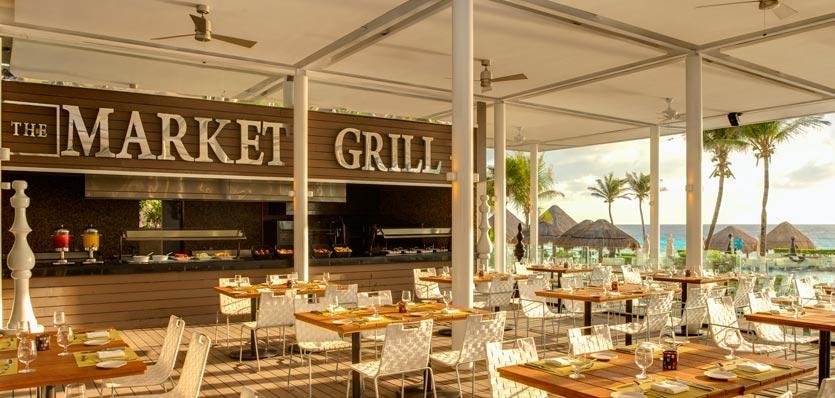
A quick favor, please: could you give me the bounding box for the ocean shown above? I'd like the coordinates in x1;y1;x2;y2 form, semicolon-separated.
616;224;835;250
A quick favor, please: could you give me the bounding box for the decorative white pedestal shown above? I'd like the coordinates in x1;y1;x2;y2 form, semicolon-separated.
5;180;43;333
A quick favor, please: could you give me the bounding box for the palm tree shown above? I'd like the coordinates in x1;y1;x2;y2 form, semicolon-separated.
702;127;747;250
626;172;651;246
742;116;830;255
588;172;630;224
487;151;564;227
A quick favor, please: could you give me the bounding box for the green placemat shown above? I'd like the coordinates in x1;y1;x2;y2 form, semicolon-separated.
71;329;121;345
613;377;711;398
0;358;17;376
702;360;796;382
524;358;614;376
0;336;18;352
73;348;138;367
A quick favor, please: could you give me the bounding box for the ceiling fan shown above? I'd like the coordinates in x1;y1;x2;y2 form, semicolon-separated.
511;126;527;145
659;98;683;122
479;59;527;93
696;0;798;20
152;4;257;48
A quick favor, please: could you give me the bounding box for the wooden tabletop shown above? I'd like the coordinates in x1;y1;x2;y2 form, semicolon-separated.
526;265;592;274
649;274;736;284
419;273;528;284
214;281;334;299
745;308;835;331
535;284;678;303
294;302;485;336
498;343;814;398
0;329;146;391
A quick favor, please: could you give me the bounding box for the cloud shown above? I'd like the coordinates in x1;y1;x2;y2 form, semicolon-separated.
780;161;835;188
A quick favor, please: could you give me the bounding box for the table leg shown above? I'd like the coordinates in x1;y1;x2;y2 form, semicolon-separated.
37;385;55;398
351;333;361;398
250;297;257;355
556;273;563;313
820;330;831;387
625;300;633;346
584;302;592;327
680;282;689;335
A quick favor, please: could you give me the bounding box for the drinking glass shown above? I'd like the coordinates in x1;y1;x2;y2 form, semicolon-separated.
442;266;450;276
371;296;381;317
65;383;86;398
568;353;590;379
53;311;66;328
791;296;802;319
16;321;30;339
322;272;330;284
442;290;452;311
56;326;74;356
634;342;654;380
17;338;36;373
327;296;339;315
401;290;412;305
233;274;242;287
721;329;743;360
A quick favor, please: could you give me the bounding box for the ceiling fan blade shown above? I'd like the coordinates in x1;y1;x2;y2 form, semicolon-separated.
156;0;199;7
491;73;528;83
212;33;258;48
772;2;798;19
696;0;758;8
151;33;193;40
189;14;207;31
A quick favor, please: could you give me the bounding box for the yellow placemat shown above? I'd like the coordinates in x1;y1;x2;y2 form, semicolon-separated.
527;358;614;376
613;377;711;398
0;358;18;376
701;360;796;382
71;329;121;345
73;348;138;367
0;336;18;352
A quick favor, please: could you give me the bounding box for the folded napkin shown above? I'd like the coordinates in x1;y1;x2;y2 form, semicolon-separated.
650;380;689;394
544;357;572;367
769;308;788;315
442;308;461;314
256;288;272;293
97;349;125;360
737;361;772;373
86;330;109;339
365;316;385;321
814;303;832;309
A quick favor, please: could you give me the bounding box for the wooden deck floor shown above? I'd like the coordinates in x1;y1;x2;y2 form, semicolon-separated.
1;315;827;397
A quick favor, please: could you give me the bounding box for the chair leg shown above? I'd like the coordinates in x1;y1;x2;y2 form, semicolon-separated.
401;374;406;398
287;350;294;388
471;362;476;397
308;354;313;398
238;327;245;364
428;368;438;398
454;366;463;397
345;370;352;398
374;376;381;398
334;351;340;382
226;317;231;348
254;329;261;372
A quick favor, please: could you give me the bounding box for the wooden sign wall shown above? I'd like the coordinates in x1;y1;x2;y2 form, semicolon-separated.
1;81;451;185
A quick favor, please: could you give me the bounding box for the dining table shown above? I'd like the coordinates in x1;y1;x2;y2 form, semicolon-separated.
295;301;485;398
525;265;591;287
0;328;146;398
745;306;835;386
498;342;814;398
418;272;528;285
535;284;679;345
213;280;336;360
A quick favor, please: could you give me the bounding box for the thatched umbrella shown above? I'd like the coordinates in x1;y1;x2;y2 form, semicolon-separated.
766;221;816;250
554;219;638;249
540;205;577;236
489;210;525;243
706;226;758;253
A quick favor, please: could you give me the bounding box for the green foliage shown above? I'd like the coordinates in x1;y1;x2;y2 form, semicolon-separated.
587;172;630;224
773;248;835;255
487;152;563;225
139;199;162;229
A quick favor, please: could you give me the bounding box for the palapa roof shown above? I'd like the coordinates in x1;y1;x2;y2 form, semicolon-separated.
489;210;525;243
540;205;578;237
706;226;758;253
766;222;816;250
553;219;638;249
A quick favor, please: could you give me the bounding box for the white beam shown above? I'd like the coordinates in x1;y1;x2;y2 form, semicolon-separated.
494;100;507;273
685;54;703;276
451;0;474;341
703;52;835;98
293;69;309;281
529;143;539;263
649;125;660;270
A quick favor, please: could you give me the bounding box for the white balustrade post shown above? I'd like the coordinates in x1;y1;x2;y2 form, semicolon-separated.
476;195;491;270
6;180;42;333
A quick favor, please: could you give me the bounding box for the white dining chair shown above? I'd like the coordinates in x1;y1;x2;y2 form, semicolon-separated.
818;378;835;398
473;276;516;313
103;315;185;396
485;337;547;398
517;278;573;348
289;299;352;398
413;268;443;300
513;262;531;276
795;277;818;306
216;277;251;346
621;266;643;285
733;275;757;311
611;291;679;344
357;290;393;358
325;284;359;308
346;319;435;398
129;333;212;398
430;312;507;397
588;266;613;287
239;292;295;372
747;291;817;360
706;296;785;356
567;324;614;355
676;284;715;337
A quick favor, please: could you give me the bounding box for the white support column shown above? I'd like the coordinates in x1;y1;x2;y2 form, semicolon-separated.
493;101;507;273
649;125;660;270
293;69;309;281
451;0;474;345
685;53;704;275
529;143;539;263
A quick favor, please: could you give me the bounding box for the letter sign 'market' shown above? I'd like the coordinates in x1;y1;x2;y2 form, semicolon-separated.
158;113;194;161
116;111;156;160
236;119;264;165
194;117;231;164
61;105;116;158
334;128;362;169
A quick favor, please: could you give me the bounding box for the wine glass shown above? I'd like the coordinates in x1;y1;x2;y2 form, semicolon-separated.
233;274;242;287
53;311;66;328
16;321;30;339
790;295;802;319
659;324;676;346
442;266;450;276
634;342;654;380
442;290;453;311
65;383;86;398
401;290;412;305
17;338;36;373
327;295;339;315
322;272;330;284
56;326;74;356
371;296;381;318
568;353;591;379
721;329;743;360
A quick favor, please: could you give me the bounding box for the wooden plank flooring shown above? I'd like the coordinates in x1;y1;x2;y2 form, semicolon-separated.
0;314;826;397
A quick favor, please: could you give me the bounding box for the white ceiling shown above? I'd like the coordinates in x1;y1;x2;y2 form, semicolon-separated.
3;0;835;150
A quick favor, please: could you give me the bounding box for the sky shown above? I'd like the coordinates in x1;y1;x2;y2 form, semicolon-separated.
494;113;835;225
